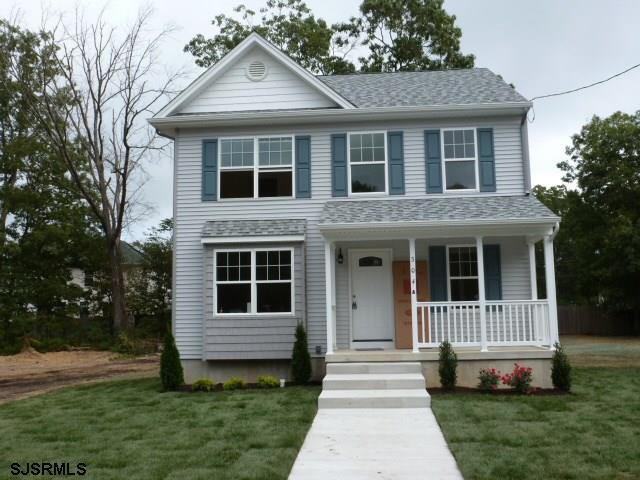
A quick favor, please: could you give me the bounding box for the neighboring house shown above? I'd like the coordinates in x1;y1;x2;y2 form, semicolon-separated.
149;33;560;388
70;241;145;290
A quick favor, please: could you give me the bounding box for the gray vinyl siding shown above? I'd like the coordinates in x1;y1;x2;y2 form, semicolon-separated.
203;243;304;359
173;116;527;359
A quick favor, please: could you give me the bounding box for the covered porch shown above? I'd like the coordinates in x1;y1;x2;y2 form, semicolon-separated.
319;196;561;356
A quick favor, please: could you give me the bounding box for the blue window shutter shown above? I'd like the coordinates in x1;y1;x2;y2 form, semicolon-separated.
331;133;347;197
387;131;405;195
424;130;443;193
429;246;448;301
483;244;502;300
477;128;496;192
202;139;218;201
295;135;311;198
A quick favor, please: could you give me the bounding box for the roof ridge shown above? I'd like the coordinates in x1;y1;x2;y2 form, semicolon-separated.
317;67;490;78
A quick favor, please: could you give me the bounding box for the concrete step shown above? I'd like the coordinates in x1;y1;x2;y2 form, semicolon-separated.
325;362;423;375
322;373;426;390
318;389;431;409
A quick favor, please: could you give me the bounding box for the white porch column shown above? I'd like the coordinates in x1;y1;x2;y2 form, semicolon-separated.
324;241;336;355
543;235;560;347
476;236;488;352
409;238;419;353
528;240;538;300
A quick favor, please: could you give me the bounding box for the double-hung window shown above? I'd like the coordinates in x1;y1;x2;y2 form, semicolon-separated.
447;246;479;301
219;136;293;199
442;129;478;191
215;249;293;315
348;132;387;194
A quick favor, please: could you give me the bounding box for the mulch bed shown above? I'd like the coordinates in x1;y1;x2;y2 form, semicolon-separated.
428;386;569;396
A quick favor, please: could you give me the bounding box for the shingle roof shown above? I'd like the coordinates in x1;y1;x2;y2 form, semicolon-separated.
320;195;558;226
202;219;306;237
317;68;528;108
121;241;144;265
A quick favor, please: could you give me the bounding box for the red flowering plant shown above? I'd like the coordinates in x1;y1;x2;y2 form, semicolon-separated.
477;368;501;392
501;363;533;394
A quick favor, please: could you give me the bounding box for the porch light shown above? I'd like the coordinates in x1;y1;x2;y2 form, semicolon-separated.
336;248;344;264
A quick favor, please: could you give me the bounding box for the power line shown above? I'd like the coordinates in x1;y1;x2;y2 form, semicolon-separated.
530;62;640;101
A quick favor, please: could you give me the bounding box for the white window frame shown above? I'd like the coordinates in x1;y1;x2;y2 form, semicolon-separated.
218;135;296;200
347;130;388;196
213;247;295;317
441;128;479;193
446;244;479;302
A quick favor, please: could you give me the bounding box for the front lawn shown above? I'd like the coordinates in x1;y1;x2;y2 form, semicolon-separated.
432;337;640;479
0;379;320;480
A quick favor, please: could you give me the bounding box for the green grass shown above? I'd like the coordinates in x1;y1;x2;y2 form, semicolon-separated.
0;379;320;480
432;336;640;479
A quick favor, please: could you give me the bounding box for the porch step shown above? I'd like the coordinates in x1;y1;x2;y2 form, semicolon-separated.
326;361;422;375
318;389;431;409
323;373;426;390
319;362;429;408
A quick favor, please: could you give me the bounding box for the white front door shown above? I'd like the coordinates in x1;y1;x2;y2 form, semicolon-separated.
350;249;394;349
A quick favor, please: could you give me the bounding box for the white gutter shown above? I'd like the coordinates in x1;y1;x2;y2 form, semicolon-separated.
550;221;561;240
149;101;532;130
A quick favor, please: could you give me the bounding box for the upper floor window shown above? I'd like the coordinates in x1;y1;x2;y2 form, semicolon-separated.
442;129;477;191
348;132;387;194
219;136;293;199
447;246;479;301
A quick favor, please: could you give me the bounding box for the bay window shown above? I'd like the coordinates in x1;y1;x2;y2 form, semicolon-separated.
215;248;294;315
219;136;294;199
442;129;477;191
348;132;387;194
447;246;479;301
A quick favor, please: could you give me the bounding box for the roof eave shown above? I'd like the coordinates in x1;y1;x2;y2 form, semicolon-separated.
148;102;532;132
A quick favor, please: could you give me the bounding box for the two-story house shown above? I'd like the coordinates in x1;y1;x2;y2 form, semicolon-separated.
150;33;560;396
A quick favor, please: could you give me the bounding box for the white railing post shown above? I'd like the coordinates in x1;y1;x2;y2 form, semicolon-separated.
409;238;419;353
476;236;488;352
544;235;560;347
324;241;335;355
528;240;538;300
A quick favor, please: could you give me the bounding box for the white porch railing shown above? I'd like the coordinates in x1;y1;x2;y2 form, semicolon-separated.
416;300;550;348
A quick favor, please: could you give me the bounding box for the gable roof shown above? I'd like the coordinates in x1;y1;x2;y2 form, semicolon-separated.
121;241;145;265
155;33;354;118
317;68;528;108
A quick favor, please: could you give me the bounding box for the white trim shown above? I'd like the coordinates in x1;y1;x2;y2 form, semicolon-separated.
201;235;304;245
213;247;295;317
527;240;538;300
154;32;353;118
408;239;419;353
441;128;480;193
346;131;389;197
347;248;395;349
475;236;488;352
217;135;296;200
325;241;335;354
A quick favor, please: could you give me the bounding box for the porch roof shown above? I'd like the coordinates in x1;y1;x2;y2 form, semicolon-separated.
319;195;559;238
201;218;306;239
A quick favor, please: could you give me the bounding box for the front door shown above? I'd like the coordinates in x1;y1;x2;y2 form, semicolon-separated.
350;249;394;349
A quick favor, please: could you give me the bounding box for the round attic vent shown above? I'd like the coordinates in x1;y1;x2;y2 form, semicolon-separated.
246;61;267;81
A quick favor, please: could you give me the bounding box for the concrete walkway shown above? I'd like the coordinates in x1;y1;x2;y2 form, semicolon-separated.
289;408;463;479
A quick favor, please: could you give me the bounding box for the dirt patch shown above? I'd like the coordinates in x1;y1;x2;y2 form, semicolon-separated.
0;350;159;405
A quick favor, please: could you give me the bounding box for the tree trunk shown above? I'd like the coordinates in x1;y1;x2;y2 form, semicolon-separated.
108;239;129;330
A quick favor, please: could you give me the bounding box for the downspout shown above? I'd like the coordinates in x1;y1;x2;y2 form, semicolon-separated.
550;221;560;240
520;113;532;193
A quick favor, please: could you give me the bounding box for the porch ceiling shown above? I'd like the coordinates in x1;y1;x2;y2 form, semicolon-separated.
319;195;559;240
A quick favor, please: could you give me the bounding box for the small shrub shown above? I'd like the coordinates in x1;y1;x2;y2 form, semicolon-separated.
257;375;280;389
291;323;312;384
551;342;572;392
192;378;215;392
501;363;533;394
438;341;458;391
478;368;501;392
160;331;184;391
223;377;245;391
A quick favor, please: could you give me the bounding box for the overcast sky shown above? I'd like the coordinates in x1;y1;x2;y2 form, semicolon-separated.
6;1;640;240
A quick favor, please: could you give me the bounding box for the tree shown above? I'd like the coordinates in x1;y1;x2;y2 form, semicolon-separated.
185;0;474;73
160;330;184;391
127;218;173;334
184;0;356;74
24;7;180;330
558;111;640;311
339;0;475;72
291;322;311;384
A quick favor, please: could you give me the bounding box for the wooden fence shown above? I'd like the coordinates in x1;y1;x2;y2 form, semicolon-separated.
558;305;640;336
